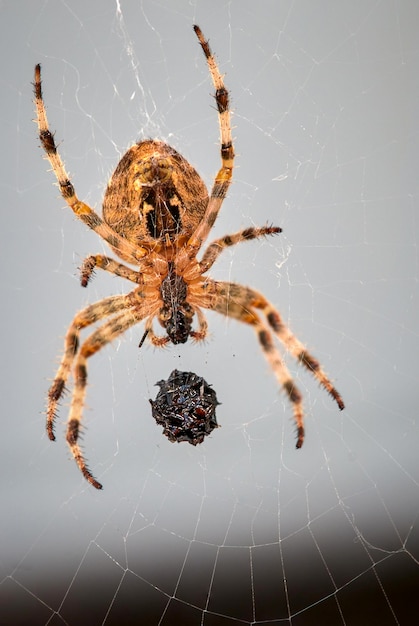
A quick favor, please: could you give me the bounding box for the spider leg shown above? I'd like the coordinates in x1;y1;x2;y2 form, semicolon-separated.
145;323;171;347
178;26;234;266
80;254;143;287
206;282;305;445
190;306;209;341
211;282;344;411
258;324;305;446
66;306;149;489
205;280;344;446
33;64;146;266
47;294;134;441
199;225;282;273
139;301;208;346
249;289;345;411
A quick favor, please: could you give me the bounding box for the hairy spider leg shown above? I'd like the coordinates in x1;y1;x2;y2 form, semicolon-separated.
209;281;344;447
199;225;282;273
66;305;155;489
251;290;345;411
46;295;136;441
177;26;234;268
80;255;143;287
33;64;147;266
208;282;305;445
189;306;209;341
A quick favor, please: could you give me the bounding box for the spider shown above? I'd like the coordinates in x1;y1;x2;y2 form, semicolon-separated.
34;25;344;490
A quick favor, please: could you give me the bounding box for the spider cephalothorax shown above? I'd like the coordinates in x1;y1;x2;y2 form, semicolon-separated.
35;25;344;490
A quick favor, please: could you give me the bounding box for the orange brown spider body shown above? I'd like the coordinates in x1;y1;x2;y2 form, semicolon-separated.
103;140;209;257
34;25;344;490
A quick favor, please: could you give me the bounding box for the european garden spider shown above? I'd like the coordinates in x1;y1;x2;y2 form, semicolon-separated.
35;25;344;490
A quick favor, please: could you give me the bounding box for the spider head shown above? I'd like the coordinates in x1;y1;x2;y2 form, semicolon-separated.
159;265;194;344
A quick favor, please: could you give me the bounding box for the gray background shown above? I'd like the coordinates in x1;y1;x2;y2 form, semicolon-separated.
1;0;418;624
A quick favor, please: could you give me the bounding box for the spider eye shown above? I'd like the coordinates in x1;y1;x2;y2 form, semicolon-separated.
135;155;172;185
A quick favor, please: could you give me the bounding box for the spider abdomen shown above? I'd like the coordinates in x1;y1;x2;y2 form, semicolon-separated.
103;140;209;260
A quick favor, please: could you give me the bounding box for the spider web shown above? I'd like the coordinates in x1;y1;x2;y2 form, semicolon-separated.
2;0;419;624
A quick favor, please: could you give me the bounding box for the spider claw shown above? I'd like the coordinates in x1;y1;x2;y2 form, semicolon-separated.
264;224;282;236
296;427;304;449
328;387;345;411
66;420;103;489
47;426;56;442
336;395;345;411
80;256;97;287
82;466;103;490
46;407;60;441
80;273;94;288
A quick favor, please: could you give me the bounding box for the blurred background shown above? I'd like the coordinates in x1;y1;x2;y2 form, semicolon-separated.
1;1;418;624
